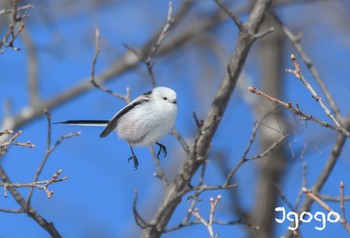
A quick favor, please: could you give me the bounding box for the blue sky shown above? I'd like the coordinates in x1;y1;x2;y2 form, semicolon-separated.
1;1;350;237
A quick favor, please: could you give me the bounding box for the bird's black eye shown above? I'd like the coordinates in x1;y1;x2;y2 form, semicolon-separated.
162;97;168;101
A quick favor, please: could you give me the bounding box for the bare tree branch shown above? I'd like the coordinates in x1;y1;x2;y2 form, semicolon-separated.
273;13;343;121
26;111;79;205
1;169;67;199
0;130;35;156
0;0;30;53
285;113;350;237
0;166;62;238
286;54;346;132
141;1;273;237
248;87;350;137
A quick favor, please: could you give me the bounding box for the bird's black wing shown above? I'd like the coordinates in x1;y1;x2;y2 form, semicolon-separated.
99;92;151;138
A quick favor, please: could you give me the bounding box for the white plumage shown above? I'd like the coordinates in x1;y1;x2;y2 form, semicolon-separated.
56;86;178;169
115;87;177;146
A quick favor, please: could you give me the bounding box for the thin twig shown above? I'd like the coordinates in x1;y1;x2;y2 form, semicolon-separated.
27;111;80;205
1;170;67;199
249;86;350;137
0;4;33;16
0;130;35;156
317;195;350;202
90;26;130;102
275;185;295;212
286;54;346;133
164;218;248;233
247;135;287;160
303;187;350;233
225;111;288;186
0;166;62;237
133;188;149;229
285;113;350;237
0;0;30;53
302;188;339;217
213;0;243;29
189;184;238;193
0;208;24;213
144;1;174;87
189;195;221;238
192;111;204;131
339;181;349;228
21;21;40;106
254;27;274;39
149;147;169;187
184;161;208;224
169;128;190;154
273;14;343;121
295;163;307;209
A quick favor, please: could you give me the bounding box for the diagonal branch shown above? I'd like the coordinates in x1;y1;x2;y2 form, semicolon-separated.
284;112;350;237
141;1;273;237
285;54;345;132
0;166;62;238
273;14;343;121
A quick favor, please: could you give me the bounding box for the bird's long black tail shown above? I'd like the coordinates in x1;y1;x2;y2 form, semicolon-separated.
54;120;109;127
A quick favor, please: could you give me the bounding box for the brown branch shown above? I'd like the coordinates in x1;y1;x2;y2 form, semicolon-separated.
143;1;175;87
26;111;79;205
0;208;24;213
273;14;343;121
285;113;350;237
169;128;190;154
248;86;350;137
312;183;350;232
1;169;67;199
149;147;169;187
0;166;62;237
339;182;348;225
295;163;308;209
189;195;222;238
317;195;350;202
286;54;346;132
0;0;30;54
213;0;243;29
90;26;131;102
0;111;79;237
183;161;209;224
0;130;35;156
164;218;247;233
302;188;350;233
225;110;288;186
141;1;273;237
132;188;150;229
21;23;40;106
0;3;33;16
276;185;295;212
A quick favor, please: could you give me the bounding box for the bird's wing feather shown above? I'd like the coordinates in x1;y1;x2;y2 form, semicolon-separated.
99;93;151;138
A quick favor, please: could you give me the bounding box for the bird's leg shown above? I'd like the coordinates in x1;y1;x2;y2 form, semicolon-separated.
128;146;139;170
155;142;167;159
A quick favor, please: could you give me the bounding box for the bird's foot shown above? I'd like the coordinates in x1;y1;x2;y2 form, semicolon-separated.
156;142;167;159
128;155;139;170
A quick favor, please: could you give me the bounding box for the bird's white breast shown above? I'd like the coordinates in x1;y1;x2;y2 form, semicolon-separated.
116;97;177;146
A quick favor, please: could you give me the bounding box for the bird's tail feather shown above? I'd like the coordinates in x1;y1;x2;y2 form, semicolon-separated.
54;120;109;127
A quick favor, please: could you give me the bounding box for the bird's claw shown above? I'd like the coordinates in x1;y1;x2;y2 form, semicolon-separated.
128;155;139;170
156;143;167;159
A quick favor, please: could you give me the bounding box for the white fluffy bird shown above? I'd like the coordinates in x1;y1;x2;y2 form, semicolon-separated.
57;87;178;169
